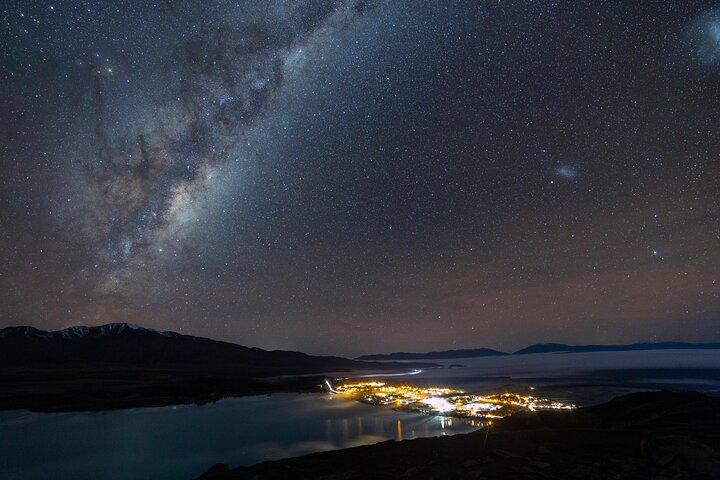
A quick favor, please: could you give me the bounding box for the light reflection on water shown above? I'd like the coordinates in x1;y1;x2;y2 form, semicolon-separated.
2;350;718;480
0;393;475;480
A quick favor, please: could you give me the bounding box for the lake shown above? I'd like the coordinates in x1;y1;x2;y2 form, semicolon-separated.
0;392;476;480
2;349;719;480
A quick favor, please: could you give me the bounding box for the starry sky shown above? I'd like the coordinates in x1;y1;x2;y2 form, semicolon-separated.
1;1;720;356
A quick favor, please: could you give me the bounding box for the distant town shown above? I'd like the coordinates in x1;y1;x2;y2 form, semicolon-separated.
326;380;575;420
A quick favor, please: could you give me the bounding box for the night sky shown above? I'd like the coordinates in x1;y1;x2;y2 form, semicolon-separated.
2;1;719;356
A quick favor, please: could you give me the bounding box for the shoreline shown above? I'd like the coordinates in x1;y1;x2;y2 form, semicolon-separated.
0;365;440;413
195;390;720;479
0;369;326;413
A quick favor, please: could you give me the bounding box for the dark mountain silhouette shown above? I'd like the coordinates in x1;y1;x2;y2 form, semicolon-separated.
357;348;508;361
357;341;720;360
0;322;423;374
0;323;432;411
514;341;720;355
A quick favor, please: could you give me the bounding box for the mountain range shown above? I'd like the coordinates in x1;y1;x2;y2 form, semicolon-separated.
357;348;508;360
4;323;718;367
3;322;719;412
513;342;720;355
0;322;417;374
358;341;720;360
0;323;431;412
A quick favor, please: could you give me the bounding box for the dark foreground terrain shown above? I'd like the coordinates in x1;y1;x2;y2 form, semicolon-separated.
0;323;431;412
197;391;720;480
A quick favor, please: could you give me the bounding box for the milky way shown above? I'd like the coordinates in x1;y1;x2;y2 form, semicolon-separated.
75;1;376;296
2;1;720;355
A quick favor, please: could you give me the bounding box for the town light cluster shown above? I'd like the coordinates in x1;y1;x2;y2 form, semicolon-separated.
328;381;575;419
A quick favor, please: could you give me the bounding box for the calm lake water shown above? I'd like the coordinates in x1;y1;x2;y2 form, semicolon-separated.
2;349;719;480
0;393;475;480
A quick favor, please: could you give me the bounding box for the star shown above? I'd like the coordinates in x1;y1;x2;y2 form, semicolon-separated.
1;0;719;357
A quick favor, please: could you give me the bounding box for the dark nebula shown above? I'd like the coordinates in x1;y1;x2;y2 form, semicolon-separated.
1;1;719;355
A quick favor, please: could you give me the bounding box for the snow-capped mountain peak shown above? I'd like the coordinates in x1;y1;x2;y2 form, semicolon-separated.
0;323;163;340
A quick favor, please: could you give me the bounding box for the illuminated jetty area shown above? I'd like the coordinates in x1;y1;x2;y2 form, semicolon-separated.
327;380;575;419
